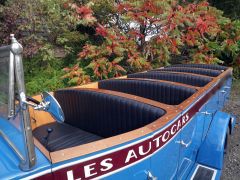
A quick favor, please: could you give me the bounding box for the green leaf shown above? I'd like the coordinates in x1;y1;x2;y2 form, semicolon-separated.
86;62;96;69
68;77;79;85
207;41;222;51
112;57;123;63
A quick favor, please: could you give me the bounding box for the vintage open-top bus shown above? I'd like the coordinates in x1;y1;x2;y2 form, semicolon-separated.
0;35;236;180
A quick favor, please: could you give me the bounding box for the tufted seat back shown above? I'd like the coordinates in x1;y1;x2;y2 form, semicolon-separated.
99;79;196;105
128;71;212;87
54;89;165;138
152;67;221;77
166;64;227;71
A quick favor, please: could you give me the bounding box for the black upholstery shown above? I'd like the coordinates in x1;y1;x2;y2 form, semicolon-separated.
166;64;227;71
34;90;165;151
151;67;221;77
127;71;212;87
99;79;196;105
54;90;165;138
33;122;103;152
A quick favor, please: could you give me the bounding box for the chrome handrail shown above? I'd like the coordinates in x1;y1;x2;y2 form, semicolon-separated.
8;39;15;118
0;129;25;161
9;34;36;171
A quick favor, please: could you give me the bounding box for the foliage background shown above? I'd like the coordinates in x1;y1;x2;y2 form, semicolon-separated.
0;0;239;95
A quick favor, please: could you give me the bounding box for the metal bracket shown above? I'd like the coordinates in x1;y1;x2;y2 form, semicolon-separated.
19;92;50;111
220;90;227;94
176;140;192;148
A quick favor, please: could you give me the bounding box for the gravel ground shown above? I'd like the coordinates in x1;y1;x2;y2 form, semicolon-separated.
222;80;240;180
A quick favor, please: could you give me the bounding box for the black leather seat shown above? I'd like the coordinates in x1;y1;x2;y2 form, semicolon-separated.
99;79;196;105
34;89;165;151
128;71;212;87
151;67;221;77
33;122;103;152
54;90;165;137
166;64;227;71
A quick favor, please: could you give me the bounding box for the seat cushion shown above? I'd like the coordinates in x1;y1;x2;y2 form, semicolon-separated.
54;89;165;138
166;64;227;71
99;79;196;105
152;67;221;77
33;122;103;152
128;71;212;87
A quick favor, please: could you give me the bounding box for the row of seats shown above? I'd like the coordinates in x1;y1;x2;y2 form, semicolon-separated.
34;65;225;152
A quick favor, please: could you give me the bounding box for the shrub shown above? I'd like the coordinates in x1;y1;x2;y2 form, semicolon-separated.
63;0;240;86
1;0;240;94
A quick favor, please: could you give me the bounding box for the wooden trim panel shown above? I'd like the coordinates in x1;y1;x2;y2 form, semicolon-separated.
34;137;51;160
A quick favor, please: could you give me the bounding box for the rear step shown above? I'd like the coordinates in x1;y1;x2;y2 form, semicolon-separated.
191;165;217;180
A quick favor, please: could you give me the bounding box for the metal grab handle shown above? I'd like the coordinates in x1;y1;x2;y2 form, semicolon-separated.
220;90;227;94
176;140;192;148
224;86;230;89
147;171;157;180
201;111;212;115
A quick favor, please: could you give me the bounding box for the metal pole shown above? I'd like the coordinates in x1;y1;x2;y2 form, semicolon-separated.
8;36;15;118
10;34;36;171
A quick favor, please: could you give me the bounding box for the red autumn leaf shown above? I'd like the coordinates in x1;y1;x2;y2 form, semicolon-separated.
76;6;93;17
115;65;126;72
117;3;133;12
170;38;176;46
226;39;234;45
63;67;70;72
177;5;183;11
73;64;79;71
96;25;108;37
63;2;69;9
200;1;209;7
196;17;208;35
